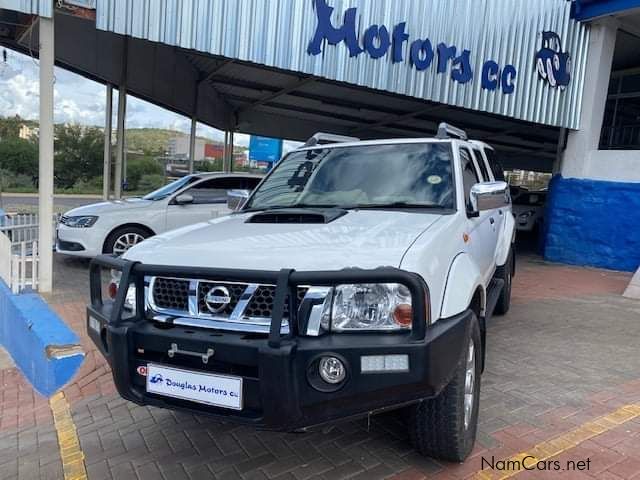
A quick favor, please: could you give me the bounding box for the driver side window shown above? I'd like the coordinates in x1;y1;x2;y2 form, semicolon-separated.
459;148;480;210
180;177;243;205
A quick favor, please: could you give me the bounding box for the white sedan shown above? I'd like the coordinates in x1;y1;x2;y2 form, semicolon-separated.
56;172;262;257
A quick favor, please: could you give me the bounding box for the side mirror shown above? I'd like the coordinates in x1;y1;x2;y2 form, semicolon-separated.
227;189;250;211
469;181;510;215
174;193;194;205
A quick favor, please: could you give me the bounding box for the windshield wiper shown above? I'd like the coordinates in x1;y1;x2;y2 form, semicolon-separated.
349;202;441;209
242;203;341;213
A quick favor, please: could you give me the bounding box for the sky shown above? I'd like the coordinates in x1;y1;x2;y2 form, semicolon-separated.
0;48;302;152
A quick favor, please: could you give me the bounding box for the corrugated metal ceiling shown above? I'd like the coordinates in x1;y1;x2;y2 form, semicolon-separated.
96;0;590;129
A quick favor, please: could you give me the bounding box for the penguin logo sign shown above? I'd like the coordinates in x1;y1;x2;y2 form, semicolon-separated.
535;31;571;89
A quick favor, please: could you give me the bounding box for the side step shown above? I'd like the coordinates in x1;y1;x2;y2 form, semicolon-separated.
485;278;504;322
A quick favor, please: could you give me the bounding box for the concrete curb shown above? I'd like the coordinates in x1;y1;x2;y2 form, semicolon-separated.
0;280;84;397
623;268;640;299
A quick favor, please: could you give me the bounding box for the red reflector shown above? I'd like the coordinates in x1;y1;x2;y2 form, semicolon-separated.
393;304;413;327
108;282;118;299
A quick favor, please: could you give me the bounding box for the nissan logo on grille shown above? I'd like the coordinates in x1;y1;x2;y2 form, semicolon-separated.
204;286;231;313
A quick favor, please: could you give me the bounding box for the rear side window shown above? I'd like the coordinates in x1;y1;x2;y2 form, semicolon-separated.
485;149;505;181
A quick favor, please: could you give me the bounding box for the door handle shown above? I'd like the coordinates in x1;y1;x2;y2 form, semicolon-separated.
499;209;503;215
489;217;495;225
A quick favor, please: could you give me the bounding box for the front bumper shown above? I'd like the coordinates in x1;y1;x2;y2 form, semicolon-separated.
56;224;102;257
87;256;471;431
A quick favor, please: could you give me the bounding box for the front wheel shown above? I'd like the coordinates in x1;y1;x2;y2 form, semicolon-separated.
408;315;482;462
104;226;150;256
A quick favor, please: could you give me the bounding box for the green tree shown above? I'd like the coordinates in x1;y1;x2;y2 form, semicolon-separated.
0;137;38;180
0;115;24;140
126;156;163;190
54;124;104;189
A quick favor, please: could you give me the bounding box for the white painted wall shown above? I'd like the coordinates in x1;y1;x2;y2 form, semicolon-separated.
568;150;640;183
559;18;640;183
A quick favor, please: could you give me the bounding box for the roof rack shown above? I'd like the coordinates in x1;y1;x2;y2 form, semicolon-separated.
436;122;468;140
302;132;360;148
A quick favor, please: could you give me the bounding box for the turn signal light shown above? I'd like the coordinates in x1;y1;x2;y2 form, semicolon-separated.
393;303;413;327
107;281;118;299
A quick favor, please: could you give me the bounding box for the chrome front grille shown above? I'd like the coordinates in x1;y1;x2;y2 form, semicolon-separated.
197;281;245;316
153;277;190;311
148;277;309;329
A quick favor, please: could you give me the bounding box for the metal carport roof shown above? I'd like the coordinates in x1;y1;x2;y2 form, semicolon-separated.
0;4;569;171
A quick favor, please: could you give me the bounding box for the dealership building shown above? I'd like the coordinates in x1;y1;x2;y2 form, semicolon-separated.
0;0;640;290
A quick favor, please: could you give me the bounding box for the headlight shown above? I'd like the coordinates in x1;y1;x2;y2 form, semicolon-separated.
61;215;98;228
331;283;413;332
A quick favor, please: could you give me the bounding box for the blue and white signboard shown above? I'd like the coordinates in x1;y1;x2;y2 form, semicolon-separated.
146;363;243;410
249;136;283;163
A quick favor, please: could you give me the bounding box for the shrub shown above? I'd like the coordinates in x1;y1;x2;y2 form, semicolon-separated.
71;176;103;193
138;174;165;193
127;157;163;190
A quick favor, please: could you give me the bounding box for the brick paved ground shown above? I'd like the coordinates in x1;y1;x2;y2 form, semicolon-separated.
1;251;640;479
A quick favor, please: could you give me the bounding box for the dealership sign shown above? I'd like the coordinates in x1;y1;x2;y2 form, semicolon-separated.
535;31;572;89
307;0;517;94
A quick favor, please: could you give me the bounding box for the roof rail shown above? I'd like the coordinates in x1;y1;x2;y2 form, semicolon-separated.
302;132;360;147
436;122;468;140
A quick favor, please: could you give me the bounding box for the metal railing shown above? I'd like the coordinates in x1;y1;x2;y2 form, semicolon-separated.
0;233;39;293
0;213;58;248
0;212;39;244
10;241;39;293
600;125;640;150
0;213;59;293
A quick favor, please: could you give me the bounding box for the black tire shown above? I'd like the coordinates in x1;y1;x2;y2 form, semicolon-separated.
408;315;482;462
104;226;151;256
493;247;513;315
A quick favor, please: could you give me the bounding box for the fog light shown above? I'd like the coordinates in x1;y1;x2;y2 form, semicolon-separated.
319;356;346;384
361;354;409;373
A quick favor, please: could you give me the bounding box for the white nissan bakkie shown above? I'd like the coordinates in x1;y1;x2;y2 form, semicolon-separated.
87;123;515;462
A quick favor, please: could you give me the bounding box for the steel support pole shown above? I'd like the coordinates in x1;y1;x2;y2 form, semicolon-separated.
114;86;126;198
114;39;128;199
103;84;113;199
188;117;197;174
223;131;229;172
38;15;54;293
228;131;234;173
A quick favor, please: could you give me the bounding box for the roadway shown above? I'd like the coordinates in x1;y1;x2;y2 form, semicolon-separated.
0;193;102;212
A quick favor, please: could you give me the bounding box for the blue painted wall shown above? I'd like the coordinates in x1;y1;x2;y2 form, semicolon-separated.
0;281;84;397
544;175;640;272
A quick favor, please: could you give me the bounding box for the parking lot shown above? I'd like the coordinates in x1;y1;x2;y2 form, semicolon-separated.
0;253;638;480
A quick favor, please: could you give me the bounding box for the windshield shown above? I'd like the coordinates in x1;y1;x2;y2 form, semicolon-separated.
142;176;197;201
244;143;454;210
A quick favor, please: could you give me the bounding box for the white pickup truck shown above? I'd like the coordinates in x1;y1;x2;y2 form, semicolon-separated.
87;124;515;462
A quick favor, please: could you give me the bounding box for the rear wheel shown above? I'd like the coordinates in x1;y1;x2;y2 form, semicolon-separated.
494;247;513;315
408;315;481;462
104;226;150;256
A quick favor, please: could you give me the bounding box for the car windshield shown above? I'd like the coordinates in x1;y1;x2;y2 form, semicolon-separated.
142;176;196;201
244;143;454;211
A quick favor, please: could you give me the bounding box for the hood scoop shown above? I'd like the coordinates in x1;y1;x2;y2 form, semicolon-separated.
246;208;347;224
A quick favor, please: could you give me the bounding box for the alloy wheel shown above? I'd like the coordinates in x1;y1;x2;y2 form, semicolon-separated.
112;232;145;256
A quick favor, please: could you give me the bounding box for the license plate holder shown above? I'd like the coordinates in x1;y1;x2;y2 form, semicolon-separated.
146;363;243;410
